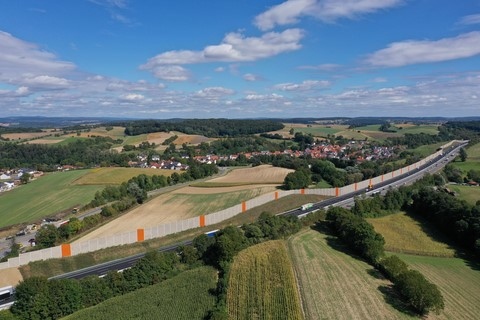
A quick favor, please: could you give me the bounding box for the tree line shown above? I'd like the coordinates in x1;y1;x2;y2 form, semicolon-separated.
33;164;218;248
121;119;284;137
7;213;302;320
324;206;444;315
0;137;130;170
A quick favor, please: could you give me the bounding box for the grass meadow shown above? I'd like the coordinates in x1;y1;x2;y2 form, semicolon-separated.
451;142;480;173
448;184;480;205
289;229;414;320
368;211;480;319
227;240;303;320
0;170;104;228
367;212;456;257
395;253;480;320
64;266;218;320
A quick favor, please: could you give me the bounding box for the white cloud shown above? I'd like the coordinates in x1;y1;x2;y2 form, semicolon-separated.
23;75;71;89
15;86;30;96
194;87;235;98
371;77;387;83
298;63;341;72
150;65;191;81
457;14;480;26
243;73;262;81
274;80;331;91
120;93;144;101
365;31;480;67
89;0;128;9
141;29;304;80
245;93;284;100
214;66;225;72
0;31;75;83
255;0;403;31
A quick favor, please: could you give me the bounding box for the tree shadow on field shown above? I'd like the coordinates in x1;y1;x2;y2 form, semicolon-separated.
366;268;384;280
406;211;480;272
311;221;365;262
378;284;419;318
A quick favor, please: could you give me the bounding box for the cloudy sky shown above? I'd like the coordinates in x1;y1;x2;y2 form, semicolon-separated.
1;0;479;118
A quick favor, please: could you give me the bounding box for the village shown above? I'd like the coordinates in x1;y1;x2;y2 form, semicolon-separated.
0;140;397;194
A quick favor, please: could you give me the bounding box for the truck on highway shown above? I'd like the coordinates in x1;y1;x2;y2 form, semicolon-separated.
0;286;14;302
301;203;314;211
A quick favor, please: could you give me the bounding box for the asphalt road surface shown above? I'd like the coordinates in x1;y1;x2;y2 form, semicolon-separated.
0;143;467;309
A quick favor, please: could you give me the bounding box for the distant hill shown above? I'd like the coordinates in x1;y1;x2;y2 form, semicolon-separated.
1;116;479;129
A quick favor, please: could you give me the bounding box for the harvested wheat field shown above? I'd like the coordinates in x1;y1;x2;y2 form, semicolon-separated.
75;185;276;243
1;130;54;140
207;165;293;184
289;229;414;320
75;165;287;242
0;267;22;287
174;133;212;145
24;138;65;144
146;131;174;145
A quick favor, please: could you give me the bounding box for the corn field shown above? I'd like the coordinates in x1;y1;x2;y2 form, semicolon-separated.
227;240;303;320
64;266;218;320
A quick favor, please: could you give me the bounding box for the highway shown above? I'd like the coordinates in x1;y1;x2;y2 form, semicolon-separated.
51;141;466;280
0;142;467;308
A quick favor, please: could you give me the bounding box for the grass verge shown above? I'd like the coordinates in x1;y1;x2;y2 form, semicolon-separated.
19;194;327;279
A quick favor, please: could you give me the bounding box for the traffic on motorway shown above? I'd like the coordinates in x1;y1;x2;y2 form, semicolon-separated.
0;142;466;309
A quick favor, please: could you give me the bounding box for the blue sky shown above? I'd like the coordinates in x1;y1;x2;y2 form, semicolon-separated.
0;0;479;119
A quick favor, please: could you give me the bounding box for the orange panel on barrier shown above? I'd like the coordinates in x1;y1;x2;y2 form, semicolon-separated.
137;229;145;242
242;201;247;212
381;174;384;182
335;187;340;197
354;183;357;191
199;215;206;227
300;188;305;195
400;168;403;174
275;191;279;200
61;243;71;257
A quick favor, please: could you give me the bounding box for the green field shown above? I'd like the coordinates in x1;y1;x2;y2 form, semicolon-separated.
352;124;382;131
64;266;218;320
367;212;456;257
289;229;413;319
73;167;173;185
448;184;480;205
165;187;277;214
395;124;439;135
451;142;480;172
227;240;303;320
0;170;104;228
395;253;480;320
293;125;345;136
409;142;445;157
